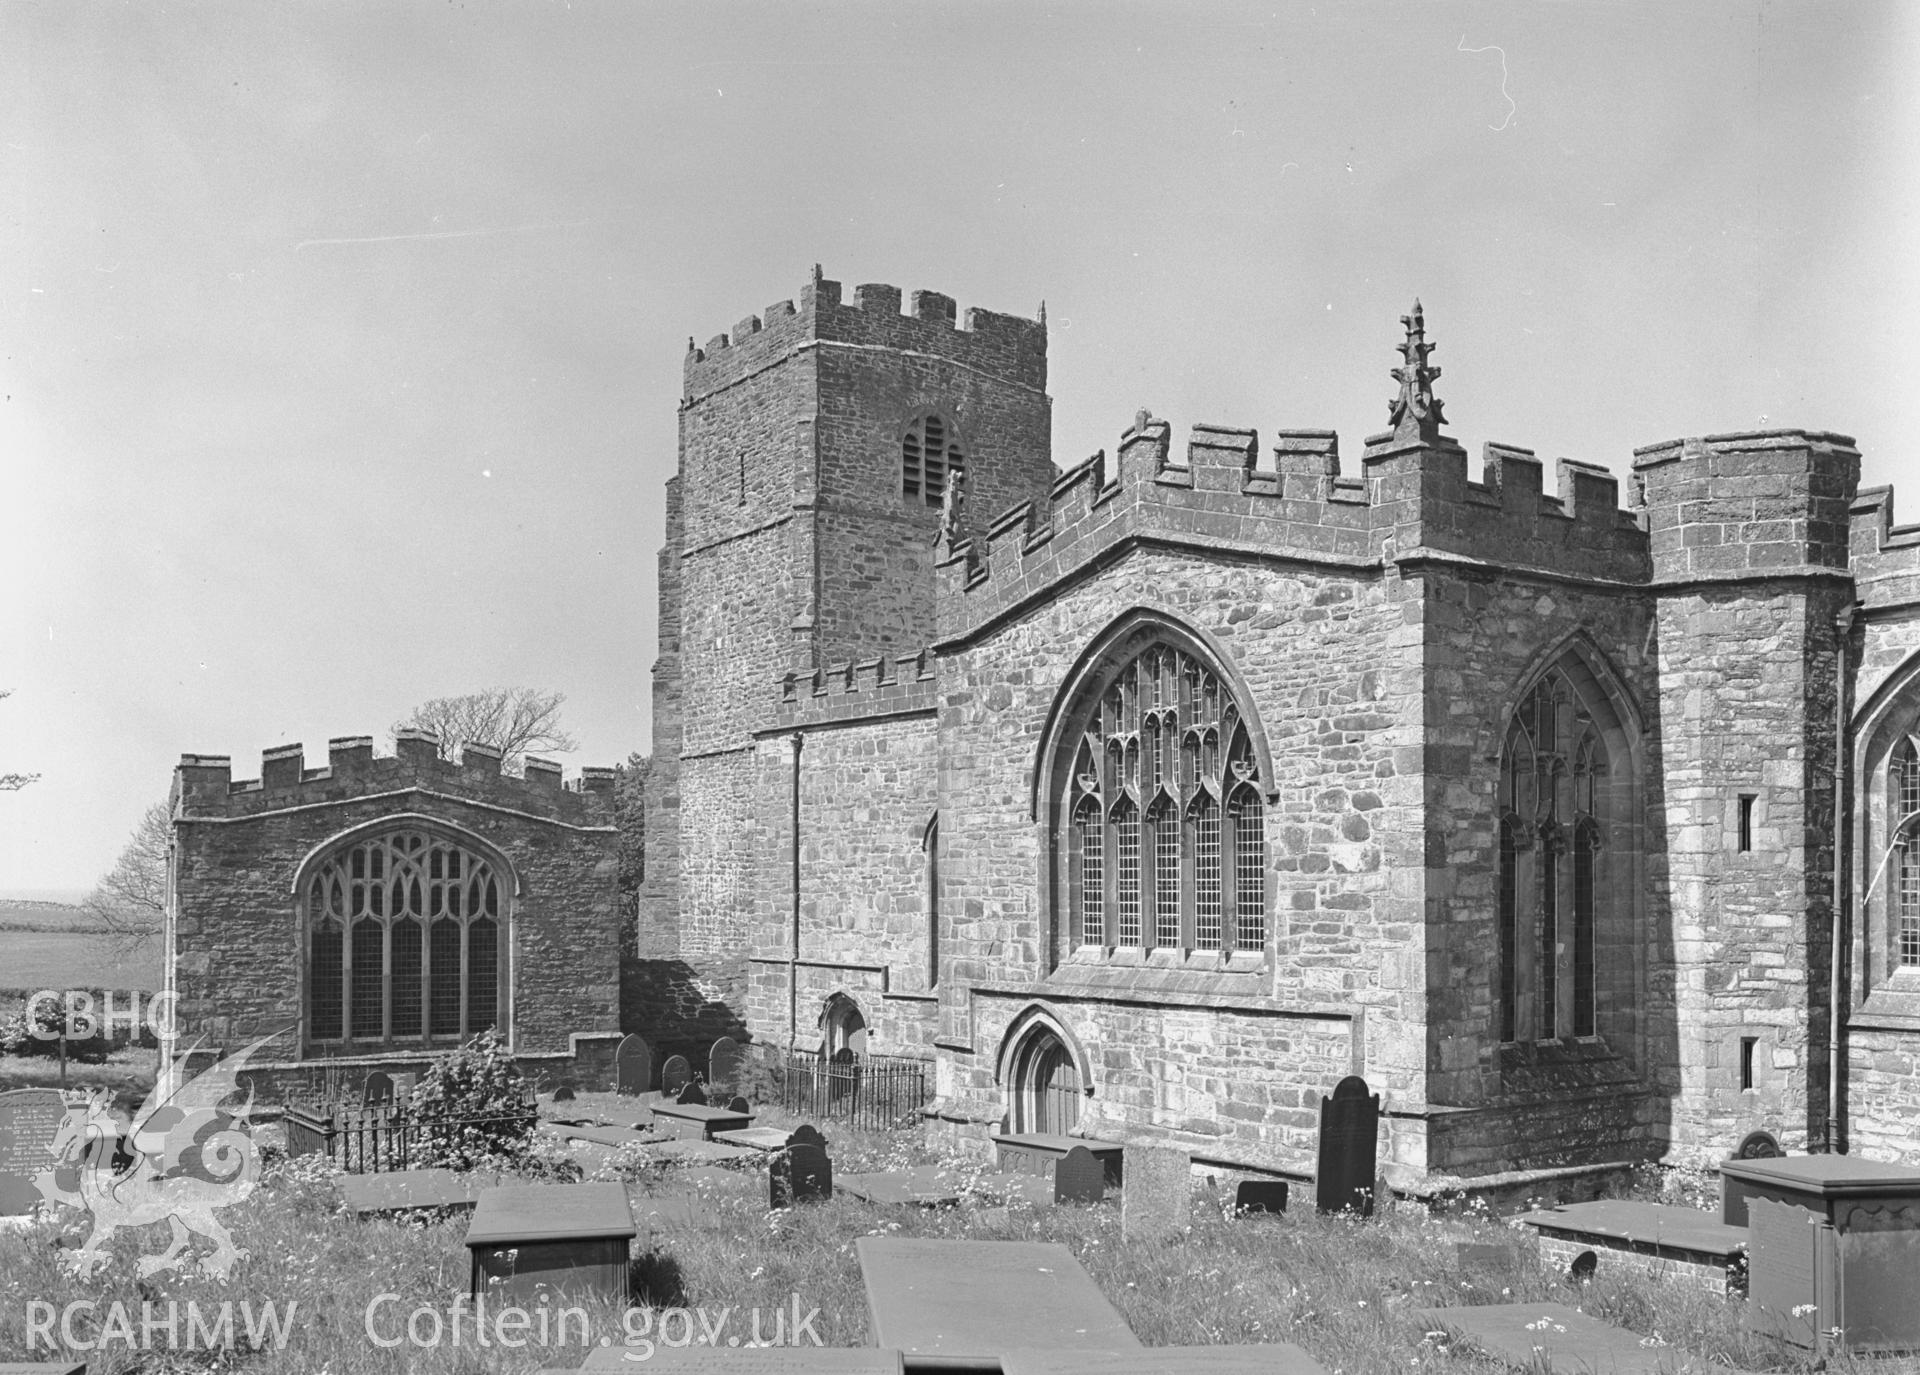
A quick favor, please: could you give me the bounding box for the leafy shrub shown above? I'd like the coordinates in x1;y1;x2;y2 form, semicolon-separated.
0;999;111;1062
406;1028;535;1171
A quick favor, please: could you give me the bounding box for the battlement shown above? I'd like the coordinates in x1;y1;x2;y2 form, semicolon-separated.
1632;429;1862;582
771;648;939;730
684;267;1046;403
172;734;617;827
1852;481;1920;609
935;410;1652;640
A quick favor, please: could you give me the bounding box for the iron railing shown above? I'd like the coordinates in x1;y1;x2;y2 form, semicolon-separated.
284;1086;537;1173
755;1047;930;1132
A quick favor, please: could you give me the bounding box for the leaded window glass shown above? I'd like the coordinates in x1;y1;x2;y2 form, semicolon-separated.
1895;740;1920;968
1065;644;1266;953
305;829;504;1048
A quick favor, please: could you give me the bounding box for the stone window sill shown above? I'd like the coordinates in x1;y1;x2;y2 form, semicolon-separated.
1065;944;1264;976
1855;983;1920;1030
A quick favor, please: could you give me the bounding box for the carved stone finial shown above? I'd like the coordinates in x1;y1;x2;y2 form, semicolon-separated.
687;335;696;353
811;263;825;285
1134;408;1153;433
1388;299;1447;443
1038;300;1047;326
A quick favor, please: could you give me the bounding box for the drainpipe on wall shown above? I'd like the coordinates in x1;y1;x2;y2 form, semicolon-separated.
1828;603;1854;1153
789;731;803;1051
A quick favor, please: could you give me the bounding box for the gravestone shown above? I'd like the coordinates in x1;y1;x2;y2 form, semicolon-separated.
1234;1180;1289;1216
676;1080;708;1106
661;1054;691;1096
1735;1129;1784;1159
553;1083;577;1103
1054;1145;1106;1204
770;1127;832;1207
465;1182;635;1305
837;1166;962;1208
712;1126;792;1152
997;1347;1328;1375
362;1071;395;1108
1314;1075;1380;1217
829;1045;856;1106
1416;1302;1700;1374
616;1034;651;1095
1121;1144;1190;1239
578;1346;903;1371
727;1095;750;1114
392;1071;418;1100
856;1237;1139;1361
708;1036;745;1095
0;1089;77;1216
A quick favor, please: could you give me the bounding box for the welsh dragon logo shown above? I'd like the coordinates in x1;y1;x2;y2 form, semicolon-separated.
39;1028;286;1279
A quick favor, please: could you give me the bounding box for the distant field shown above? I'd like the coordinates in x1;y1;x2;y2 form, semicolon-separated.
0;898;100;932
0;929;162;998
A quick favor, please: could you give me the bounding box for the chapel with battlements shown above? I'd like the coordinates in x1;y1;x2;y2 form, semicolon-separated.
171;267;1920;1189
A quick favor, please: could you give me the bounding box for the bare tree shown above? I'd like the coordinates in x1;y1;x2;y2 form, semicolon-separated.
85;800;170;943
394;687;578;772
1;690;40;791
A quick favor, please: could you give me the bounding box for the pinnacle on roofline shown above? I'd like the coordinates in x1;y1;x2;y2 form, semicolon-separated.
1388;299;1448;444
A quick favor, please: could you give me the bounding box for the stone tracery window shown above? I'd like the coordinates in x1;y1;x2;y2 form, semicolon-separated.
901;413;963;506
1894;739;1920;968
1063;643;1266;954
1498;667;1609;1042
306;828;504;1049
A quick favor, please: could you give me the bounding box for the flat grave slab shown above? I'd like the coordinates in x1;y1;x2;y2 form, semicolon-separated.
1516;1200;1746;1295
998;1345;1328;1374
652;1103;754;1141
0;1364;89;1375
1417;1303;1713;1374
713;1126;794;1152
338;1168;497;1216
857;1237;1139;1361
577;1347;903;1371
642;1137;758;1165
466;1182;635;1305
837;1167;963;1208
992;1133;1124;1188
539;1121;663;1149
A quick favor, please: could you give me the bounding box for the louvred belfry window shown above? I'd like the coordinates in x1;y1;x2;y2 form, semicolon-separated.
902;413;964;506
305;829;505;1049
1064;644;1267;954
1497;668;1609;1043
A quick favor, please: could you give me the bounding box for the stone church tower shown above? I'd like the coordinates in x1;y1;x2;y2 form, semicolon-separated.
635;269;1054;1043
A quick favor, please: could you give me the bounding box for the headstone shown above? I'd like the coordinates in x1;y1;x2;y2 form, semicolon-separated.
553;1083;577;1103
770;1129;832;1207
1121;1144;1190;1239
708;1036;746;1095
1416;1302;1701;1375
676;1080;708;1106
362;1071;395;1108
856;1237;1140;1360
1234;1180;1289;1216
661;1053;691;1095
1053;1145;1106;1204
787;1123;827;1150
0;1089;79;1216
1735;1129;1784;1159
616;1034;651;1095
1314;1075;1380;1217
391;1071;418;1100
727;1095;750;1114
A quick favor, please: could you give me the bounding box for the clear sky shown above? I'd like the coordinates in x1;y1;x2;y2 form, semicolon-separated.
2;2;1915;894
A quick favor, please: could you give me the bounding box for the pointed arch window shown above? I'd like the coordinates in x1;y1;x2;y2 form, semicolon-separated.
1061;642;1266;955
902;413;964;506
1894;739;1920;968
1498;667;1612;1042
304;828;506;1051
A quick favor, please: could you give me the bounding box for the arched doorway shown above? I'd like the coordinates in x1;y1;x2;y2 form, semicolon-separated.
1008;1022;1082;1135
821;994;867;1056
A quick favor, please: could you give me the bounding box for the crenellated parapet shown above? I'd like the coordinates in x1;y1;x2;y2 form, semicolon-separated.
770;649;938;731
684;267;1047;404
172;732;617;827
1632;429;1862;585
1852;481;1920;610
934;405;1652;641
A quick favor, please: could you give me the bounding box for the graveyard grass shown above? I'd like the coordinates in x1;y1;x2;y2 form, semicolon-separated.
0;1102;1899;1374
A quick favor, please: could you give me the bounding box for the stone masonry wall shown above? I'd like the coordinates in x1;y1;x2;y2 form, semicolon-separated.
932;534;1422;1177
170;735;620;1067
1633;430;1861;1159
